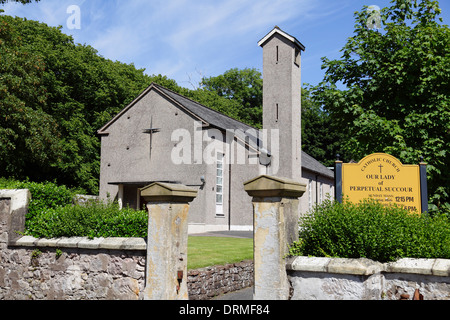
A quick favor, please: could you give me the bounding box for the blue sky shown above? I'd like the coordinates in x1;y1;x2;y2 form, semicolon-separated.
2;0;450;88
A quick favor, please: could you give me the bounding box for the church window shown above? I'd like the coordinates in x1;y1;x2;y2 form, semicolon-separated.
308;179;313;210
319;181;323;204
216;153;224;215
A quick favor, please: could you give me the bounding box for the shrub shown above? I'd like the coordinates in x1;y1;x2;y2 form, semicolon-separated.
1;178;147;238
26;201;148;239
0;178;77;229
289;199;450;262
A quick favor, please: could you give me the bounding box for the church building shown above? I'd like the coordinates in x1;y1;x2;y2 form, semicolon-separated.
97;27;334;233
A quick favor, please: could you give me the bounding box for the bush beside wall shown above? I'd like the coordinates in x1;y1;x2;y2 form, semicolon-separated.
27;202;148;238
0;179;147;238
289;199;450;262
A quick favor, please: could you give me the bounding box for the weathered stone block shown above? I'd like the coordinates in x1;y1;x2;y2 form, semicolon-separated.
432;259;450;277
386;258;434;275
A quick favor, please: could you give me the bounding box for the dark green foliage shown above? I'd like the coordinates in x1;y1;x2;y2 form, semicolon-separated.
289;199;450;262
0;178;148;238
0;15;155;193
301;85;346;167
26;202;148;239
0;16;61;178
201;68;263;128
0;178;76;229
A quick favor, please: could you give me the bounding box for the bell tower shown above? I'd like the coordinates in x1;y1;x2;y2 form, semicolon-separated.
258;26;305;181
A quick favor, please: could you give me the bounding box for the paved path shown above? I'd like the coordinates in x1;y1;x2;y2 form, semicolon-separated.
212;287;253;300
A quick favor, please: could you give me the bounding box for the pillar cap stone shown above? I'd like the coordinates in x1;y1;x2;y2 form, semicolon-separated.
140;182;197;203
244;175;306;198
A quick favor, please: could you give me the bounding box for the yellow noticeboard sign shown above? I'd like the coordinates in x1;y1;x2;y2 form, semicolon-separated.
337;153;426;213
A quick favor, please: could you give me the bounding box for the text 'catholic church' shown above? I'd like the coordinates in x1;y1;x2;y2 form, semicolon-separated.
97;27;334;233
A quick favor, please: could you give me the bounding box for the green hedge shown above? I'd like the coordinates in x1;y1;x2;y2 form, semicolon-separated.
27;202;148;238
0;178;147;238
289;199;450;262
0;178;76;230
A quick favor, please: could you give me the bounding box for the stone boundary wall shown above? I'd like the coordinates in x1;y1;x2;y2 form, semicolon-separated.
188;260;253;300
1;189;253;300
0;235;252;300
1;237;147;300
286;256;450;300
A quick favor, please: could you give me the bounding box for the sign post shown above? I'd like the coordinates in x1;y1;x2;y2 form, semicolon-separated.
335;154;343;203
335;153;427;213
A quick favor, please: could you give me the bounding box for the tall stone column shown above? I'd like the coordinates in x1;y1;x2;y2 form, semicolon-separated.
244;175;306;300
140;182;197;300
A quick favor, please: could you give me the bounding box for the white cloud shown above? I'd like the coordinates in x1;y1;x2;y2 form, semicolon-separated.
145;0;319;82
2;0;387;86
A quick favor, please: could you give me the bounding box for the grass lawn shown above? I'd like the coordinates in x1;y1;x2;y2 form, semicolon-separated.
187;236;253;270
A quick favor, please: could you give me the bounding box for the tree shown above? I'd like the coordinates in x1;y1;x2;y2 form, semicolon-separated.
0;15;156;193
301;85;345;167
313;0;450;213
201;68;263;128
0;15;62;180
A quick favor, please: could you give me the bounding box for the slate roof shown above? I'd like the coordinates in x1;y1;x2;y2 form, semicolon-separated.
98;82;334;179
301;151;334;179
155;84;252;133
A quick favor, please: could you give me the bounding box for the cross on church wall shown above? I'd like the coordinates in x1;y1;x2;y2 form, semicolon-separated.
142;116;160;158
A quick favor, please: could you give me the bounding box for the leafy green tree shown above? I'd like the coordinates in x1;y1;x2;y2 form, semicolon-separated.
0;15;156;193
201;68;263;128
0;16;63;179
301;85;346;167
313;0;450;213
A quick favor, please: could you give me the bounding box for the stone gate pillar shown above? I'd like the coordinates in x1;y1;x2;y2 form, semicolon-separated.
244;175;306;300
140;182;197;300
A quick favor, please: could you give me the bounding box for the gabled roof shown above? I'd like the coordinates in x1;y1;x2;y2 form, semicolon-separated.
97;82;333;179
258;26;305;51
97;82;253;136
